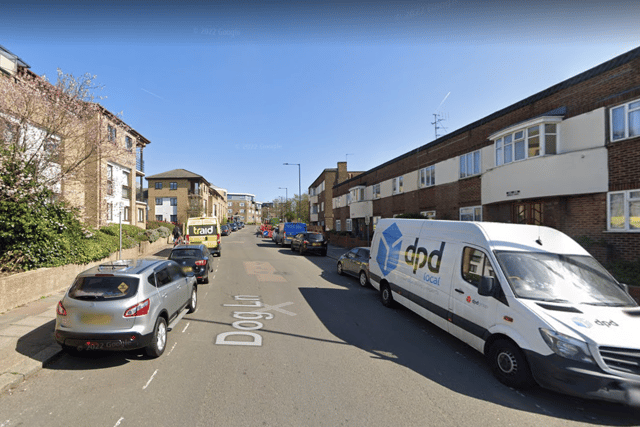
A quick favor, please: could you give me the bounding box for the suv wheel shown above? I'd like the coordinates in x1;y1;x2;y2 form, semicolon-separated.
146;317;167;358
187;286;198;314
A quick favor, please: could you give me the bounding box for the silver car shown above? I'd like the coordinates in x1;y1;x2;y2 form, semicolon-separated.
337;247;370;287
55;259;197;358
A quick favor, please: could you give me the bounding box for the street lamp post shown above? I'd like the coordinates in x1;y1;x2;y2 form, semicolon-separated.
283;163;301;222
278;187;288;221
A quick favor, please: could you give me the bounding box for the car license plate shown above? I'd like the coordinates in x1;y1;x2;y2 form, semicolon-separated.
312;243;321;246
81;314;112;325
182;266;193;273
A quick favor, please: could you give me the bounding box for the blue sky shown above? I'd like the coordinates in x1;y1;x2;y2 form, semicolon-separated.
3;0;640;203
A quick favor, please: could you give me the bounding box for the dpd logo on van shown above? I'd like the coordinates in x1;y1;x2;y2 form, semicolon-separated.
376;223;403;276
404;239;446;274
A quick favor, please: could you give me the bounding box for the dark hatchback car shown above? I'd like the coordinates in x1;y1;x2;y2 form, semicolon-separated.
337;247;370;287
221;224;231;236
290;232;328;256
230;223;238;231
169;244;214;283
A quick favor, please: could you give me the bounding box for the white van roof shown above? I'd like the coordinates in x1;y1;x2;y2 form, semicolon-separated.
377;219;589;256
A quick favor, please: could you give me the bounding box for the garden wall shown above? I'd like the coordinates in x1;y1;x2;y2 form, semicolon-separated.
0;238;169;314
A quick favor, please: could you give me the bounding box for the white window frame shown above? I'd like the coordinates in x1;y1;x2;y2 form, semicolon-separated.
320;201;324;211
138;208;145;222
392;176;404;194
373;183;380;199
611;99;640;142
493;117;561;166
459;151;481;179
608;189;640;231
346;218;352;232
335;220;341;231
155;197;163;206
419;165;435;188
460;206;482;221
170;197;177;206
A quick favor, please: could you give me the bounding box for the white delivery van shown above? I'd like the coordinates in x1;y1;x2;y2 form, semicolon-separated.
369;219;640;405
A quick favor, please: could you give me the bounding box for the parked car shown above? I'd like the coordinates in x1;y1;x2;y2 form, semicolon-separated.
221;224;231;236
271;229;279;243
337;247;370;287
290;232;328;256
169;244;214;283
238;222;245;228
55;259;197;358
230;223;238;231
273;229;283;244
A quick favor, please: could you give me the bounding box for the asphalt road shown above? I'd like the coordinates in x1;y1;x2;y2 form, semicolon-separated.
1;228;639;426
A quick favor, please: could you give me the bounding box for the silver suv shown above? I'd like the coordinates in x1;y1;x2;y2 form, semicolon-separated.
54;259;197;358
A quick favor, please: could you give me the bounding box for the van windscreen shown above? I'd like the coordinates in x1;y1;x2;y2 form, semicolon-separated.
495;252;636;307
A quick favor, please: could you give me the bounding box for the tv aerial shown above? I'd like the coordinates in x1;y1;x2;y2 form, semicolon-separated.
432;92;450;140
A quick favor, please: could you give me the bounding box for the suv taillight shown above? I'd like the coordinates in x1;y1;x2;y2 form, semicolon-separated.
195;260;206;266
124;299;150;317
57;301;67;316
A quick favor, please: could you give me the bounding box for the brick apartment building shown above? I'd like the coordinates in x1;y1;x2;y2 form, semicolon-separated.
146;169;227;226
1;44;151;229
227;192;261;223
308;162;363;231
330;46;640;264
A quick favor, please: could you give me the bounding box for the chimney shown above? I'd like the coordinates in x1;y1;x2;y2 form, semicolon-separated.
337;161;348;184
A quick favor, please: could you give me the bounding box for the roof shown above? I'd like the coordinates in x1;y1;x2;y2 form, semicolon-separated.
0;44;30;69
146;169;210;185
335;45;640;189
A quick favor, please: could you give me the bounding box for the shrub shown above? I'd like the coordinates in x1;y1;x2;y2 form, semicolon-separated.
606;259;640;287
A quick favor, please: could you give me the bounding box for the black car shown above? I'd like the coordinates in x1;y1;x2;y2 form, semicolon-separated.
290;232;327;256
230;223;238;231
221;224;231;236
169;244;214;283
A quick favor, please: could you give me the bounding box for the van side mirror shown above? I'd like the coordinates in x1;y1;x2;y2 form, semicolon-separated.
478;276;496;297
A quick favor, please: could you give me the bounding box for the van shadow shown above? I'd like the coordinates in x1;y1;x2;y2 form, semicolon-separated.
299;260;640;424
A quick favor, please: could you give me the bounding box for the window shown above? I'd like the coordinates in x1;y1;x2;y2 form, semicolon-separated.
122;171;131;199
611;99;640;141
170;215;178;223
392;176;403;194
346;219;352;232
459;151;480;178
460;206;482;221
155;197;163;206
123;206;130;221
107;165;114;195
108;125;117;143
125;135;133;150
462;247;495;288
228;202;232;207
513;202;543;225
373;183;381;199
138;208;145;222
155;182;163;190
349;186;365;204
228;209;233;213
156;215;163;221
170;182;177;190
321;202;324;211
495;123;557;166
107;202;113;221
335;220;341;231
419;166;435;187
240;203;245;207
240;209;245;213
608;190;640;231
170;197;177;206
421;210;436;219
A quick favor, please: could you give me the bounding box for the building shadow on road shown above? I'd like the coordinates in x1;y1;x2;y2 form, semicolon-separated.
298;257;640;425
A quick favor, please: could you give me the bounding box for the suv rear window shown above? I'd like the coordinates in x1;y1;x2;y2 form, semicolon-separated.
308;233;324;242
69;276;139;300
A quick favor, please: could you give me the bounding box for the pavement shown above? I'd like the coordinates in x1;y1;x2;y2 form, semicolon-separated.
0;240;350;395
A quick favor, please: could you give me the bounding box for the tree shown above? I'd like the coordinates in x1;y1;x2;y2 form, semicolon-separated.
0;69;123;206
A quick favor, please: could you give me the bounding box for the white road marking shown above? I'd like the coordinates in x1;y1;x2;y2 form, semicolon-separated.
143;369;159;390
167;342;177;356
114;417;124;427
182;322;190;333
252;302;297;316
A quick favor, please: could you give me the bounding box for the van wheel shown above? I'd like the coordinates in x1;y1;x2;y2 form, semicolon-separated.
381;283;394;308
146;317;167;358
488;339;535;389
